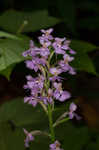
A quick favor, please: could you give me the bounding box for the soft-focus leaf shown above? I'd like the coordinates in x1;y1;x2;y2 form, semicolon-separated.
0;64;15;80
0;123;24;150
55;122;90;150
72;53;96;74
0;98;49;150
0;31;21;40
71;40;97;53
0;98;48;127
70;40;97;74
0;37;29;75
0;10;60;33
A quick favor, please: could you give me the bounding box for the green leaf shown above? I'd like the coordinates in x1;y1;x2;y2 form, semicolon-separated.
0;37;29;76
55;122;90;150
0;98;48;127
72;53;96;74
0;31;21;40
0;10;60;33
0;123;24;150
71;40;97;53
0;98;49;150
70;40;97;74
0;64;15;80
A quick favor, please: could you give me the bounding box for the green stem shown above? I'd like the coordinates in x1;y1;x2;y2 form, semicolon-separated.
48;105;55;142
53;117;69;128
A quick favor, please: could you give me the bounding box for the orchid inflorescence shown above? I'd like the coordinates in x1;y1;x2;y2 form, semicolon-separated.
22;28;80;150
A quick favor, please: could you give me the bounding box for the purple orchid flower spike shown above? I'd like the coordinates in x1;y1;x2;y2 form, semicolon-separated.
49;140;64;150
23;129;34;147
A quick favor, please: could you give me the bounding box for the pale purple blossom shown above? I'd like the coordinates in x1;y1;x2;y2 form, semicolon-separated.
53;82;71;101
39;89;53;105
40;28;53;40
68;103;81;120
59;54;76;74
50;68;62;76
24;96;39;107
23;129;34;147
49;140;63;150
53;37;67;55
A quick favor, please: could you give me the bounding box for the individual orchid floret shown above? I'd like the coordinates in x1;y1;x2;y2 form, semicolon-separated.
25;57;46;72
25;59;39;71
23;129;34;147
49;140;64;150
53;82;71;102
50;68;62;76
68;102;77;119
59;54;76;75
22;40;39;57
52;37;66;55
24;96;39;107
40;28;53;40
39;88;53;105
68;102;81;120
24;74;44;97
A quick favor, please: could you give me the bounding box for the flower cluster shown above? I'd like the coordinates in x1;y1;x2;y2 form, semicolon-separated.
23;28;79;149
23;28;76;107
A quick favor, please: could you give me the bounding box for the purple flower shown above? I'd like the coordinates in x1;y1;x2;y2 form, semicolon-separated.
59;54;76;75
23;129;34;147
53;37;67;55
40;28;53;40
49;140;63;150
49;76;63;82
50;68;62;76
69;48;76;54
68;102;77;119
25;57;46;71
24;74;44;96
25;60;39;72
68;102;81;120
53;82;71;101
24;96;38;107
22;40;39;57
39;89;53;105
38;47;50;57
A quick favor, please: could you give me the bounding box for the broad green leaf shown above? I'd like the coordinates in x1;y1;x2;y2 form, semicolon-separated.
0;98;48;127
0;64;15;80
0;37;29;73
0;31;21;40
0;122;49;150
72;52;96;74
70;40;97;74
0;123;24;150
55;122;90;150
0;98;49;150
0;10;60;33
71;40;97;53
